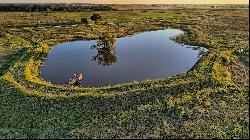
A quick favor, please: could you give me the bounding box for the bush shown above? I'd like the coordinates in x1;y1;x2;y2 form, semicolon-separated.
35;42;49;54
81;18;88;24
90;13;102;23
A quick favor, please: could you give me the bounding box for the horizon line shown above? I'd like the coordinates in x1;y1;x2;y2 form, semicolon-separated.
0;3;249;5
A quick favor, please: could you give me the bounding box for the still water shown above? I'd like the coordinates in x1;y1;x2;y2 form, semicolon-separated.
40;29;207;87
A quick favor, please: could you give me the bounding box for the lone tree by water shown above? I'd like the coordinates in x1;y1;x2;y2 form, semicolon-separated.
90;13;102;23
96;32;116;49
91;33;117;66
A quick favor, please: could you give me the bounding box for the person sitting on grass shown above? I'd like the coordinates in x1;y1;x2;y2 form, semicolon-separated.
68;73;83;87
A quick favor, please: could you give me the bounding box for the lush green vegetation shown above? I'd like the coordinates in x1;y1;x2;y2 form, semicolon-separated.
0;8;249;139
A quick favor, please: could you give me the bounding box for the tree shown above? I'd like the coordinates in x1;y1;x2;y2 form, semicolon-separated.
81;18;88;24
90;14;102;23
91;33;117;66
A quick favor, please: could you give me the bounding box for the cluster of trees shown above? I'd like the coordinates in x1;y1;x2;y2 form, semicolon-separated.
81;14;102;24
0;4;114;12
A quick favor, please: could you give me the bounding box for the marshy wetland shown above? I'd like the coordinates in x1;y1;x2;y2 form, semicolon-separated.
0;5;249;139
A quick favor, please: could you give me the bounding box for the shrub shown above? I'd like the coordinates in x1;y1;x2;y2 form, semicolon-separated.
35;42;49;54
81;18;88;24
90;13;102;23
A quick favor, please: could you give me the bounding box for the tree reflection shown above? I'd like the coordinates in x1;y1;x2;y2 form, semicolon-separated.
91;33;117;66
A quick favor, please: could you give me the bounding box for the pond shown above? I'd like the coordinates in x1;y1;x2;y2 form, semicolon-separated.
40;29;207;87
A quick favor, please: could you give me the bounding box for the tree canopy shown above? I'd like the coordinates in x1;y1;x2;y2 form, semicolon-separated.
90;14;102;23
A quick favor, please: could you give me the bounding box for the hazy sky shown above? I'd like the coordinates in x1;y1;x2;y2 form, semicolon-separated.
0;0;248;4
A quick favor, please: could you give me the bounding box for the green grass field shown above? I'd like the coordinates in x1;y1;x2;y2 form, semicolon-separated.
0;9;249;138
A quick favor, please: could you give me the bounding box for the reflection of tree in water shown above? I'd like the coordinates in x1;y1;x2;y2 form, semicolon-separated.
91;47;117;66
91;33;117;66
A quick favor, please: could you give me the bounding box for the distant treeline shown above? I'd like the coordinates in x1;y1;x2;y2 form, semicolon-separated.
0;4;114;12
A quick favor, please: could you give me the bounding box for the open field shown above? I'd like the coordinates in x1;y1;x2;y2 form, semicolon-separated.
0;8;249;138
111;4;249;10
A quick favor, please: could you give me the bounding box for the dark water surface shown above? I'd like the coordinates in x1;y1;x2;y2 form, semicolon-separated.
40;29;207;87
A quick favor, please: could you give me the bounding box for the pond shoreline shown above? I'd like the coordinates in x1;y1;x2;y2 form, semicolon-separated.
40;29;207;87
